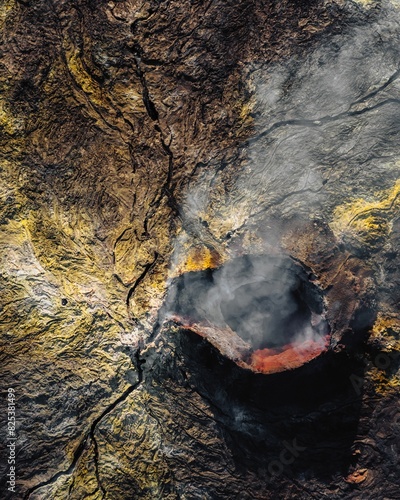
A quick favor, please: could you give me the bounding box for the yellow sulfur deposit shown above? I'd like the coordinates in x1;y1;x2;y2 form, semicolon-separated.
369;365;400;396
330;178;400;247
370;313;400;348
176;245;224;275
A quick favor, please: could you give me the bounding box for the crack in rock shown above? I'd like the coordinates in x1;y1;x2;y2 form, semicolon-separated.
24;350;145;499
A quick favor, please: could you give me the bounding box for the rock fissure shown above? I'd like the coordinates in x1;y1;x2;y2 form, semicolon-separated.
92;431;106;499
24;349;145;499
126;252;159;311
132;41;179;234
351;67;400;106
250;97;400;146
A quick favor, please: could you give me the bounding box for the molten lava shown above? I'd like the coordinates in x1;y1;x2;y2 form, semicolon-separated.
169;315;330;375
250;336;330;374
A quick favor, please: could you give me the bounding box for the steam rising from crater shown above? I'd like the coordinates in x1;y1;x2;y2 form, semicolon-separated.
165;255;328;351
165;8;400;355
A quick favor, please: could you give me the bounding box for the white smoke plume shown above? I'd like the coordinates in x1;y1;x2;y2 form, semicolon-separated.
165;6;400;350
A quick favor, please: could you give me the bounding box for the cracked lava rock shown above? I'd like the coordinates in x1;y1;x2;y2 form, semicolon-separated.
1;0;400;499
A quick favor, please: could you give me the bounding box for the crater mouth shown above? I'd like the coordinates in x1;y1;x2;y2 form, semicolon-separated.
164;254;330;374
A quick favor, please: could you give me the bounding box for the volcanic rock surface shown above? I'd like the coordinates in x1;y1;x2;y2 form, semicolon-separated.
1;0;400;499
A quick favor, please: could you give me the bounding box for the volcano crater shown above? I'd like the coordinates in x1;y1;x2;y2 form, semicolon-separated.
165;254;331;373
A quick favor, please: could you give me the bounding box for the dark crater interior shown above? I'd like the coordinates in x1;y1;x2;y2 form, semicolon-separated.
165;254;329;350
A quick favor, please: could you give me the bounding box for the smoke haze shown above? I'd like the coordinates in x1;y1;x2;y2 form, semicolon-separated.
165;255;327;350
166;6;400;350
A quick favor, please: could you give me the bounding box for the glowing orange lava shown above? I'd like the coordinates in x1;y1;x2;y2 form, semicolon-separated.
250;336;330;374
170;316;330;375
